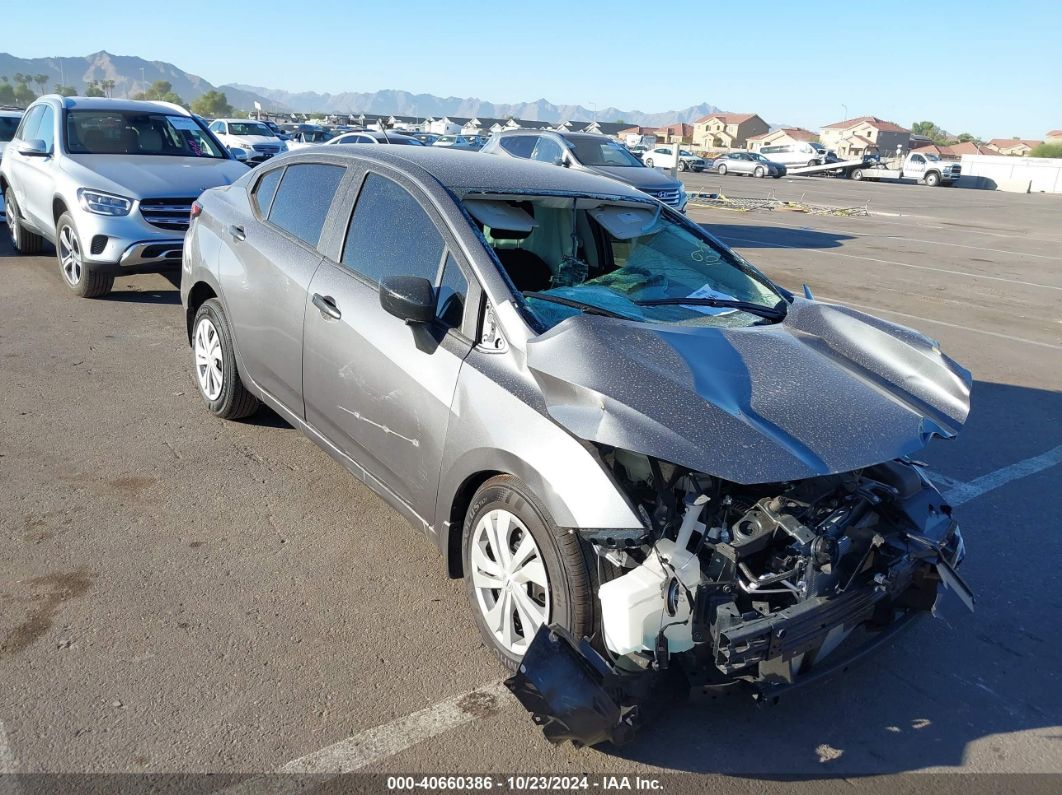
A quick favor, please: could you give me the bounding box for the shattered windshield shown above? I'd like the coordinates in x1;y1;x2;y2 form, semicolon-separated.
465;196;786;331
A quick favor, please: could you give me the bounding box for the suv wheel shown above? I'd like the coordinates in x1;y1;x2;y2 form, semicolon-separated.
462;475;594;671
192;298;260;419
5;189;43;255
678;160;688;172
56;212;113;298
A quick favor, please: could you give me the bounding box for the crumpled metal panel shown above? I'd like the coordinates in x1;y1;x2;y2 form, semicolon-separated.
525;298;971;484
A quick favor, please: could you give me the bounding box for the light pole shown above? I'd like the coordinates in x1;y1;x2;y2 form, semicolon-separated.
842;103;848;121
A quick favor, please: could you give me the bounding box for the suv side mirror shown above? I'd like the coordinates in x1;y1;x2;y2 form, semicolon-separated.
380;276;435;324
18;139;49;157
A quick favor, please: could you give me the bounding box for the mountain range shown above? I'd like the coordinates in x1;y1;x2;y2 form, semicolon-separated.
0;51;725;126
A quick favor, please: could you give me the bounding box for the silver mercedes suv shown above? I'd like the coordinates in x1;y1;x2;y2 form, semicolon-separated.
1;95;247;297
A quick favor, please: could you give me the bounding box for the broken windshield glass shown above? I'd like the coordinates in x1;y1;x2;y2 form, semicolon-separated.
465;196;786;330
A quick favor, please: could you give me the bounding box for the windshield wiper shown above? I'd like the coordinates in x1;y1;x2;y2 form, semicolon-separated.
523;292;633;319
635;297;787;321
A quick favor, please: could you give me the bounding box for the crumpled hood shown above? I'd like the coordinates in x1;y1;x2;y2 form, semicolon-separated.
62;155;248;198
525;299;971;484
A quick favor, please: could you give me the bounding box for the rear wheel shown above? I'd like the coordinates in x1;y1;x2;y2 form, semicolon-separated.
5;189;43;255
56;213;113;298
807;160;818;167
678;160;688;172
462;475;594;671
192;298;260;420
717;164;727;175
851;169;864;180
644;158;654;167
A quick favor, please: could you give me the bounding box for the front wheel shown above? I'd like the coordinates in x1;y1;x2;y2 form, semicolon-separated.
644;158;654;167
925;171;941;187
462;475;594;670
717;164;727;175
754;166;765;178
5;189;43;255
192;298;260;419
56;213;113;298
678;160;688;172
851;169;864;180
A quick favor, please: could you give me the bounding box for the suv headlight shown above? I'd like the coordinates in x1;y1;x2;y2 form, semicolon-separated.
77;189;133;216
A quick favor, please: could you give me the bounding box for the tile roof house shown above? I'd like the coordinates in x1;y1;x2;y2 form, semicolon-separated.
819;116;911;159
655;122;694;143
1046;130;1062;143
692;112;769;149
746;127;817;152
986;138;1042;156
912;141;1002;159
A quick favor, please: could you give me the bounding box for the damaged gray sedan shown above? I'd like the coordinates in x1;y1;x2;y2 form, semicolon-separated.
181;147;972;747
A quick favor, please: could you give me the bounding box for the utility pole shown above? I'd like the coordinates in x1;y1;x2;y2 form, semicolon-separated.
671;126;681;178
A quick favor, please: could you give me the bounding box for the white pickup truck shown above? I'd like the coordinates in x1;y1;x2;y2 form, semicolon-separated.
850;151;961;186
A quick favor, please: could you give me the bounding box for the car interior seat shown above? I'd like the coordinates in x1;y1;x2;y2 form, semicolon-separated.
488;227;554;292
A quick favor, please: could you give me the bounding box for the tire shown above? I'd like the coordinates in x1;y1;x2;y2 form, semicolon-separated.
462;475;594;671
851;169;864;180
807;160;818;167
191;298;260;420
55;212;113;298
644;158;654;167
678;160;688;172
754;166;765;178
5;189;43;255
773;173;783;179
925;171;941;187
717;164;727;175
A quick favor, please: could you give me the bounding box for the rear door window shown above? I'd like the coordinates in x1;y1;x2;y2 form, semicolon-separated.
341;173;443;285
499;135;537;158
531;137;564;165
267;163;346;247
252;168;283;216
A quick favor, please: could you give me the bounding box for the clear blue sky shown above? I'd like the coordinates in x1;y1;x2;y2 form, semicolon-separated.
5;0;1060;139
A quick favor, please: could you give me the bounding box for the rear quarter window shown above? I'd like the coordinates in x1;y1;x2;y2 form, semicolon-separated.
267;163;346;247
252;168;283;216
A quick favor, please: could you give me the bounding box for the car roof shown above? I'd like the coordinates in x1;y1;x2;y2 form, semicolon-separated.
49;96;192;115
283;146;652;200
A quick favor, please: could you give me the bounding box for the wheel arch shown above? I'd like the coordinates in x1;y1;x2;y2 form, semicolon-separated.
52;195;70;224
444;469;504;578
185;280;219;344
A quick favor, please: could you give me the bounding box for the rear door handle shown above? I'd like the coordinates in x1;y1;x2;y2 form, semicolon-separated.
228;224;245;241
312;293;342;320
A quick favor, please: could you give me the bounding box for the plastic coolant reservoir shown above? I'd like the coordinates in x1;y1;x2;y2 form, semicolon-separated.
599;539;702;656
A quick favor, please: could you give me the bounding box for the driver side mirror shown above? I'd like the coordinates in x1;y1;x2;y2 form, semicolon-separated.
380;275;435;324
18;139;50;157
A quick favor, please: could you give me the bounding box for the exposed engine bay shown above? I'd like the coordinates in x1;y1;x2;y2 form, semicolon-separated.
506;450;971;747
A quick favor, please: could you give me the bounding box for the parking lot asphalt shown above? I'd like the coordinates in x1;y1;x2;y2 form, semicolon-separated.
1;175;1061;789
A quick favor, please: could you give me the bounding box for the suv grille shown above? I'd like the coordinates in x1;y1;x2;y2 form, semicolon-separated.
140;198;195;231
644;188;682;206
252;143;281;154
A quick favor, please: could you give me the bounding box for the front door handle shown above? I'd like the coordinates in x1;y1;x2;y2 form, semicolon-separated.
312;293;342;320
228;224;245;241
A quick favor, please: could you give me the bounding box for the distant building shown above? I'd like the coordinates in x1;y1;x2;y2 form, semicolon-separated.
1046;130;1062;143
582;121;633;138
986;138;1042;156
654;122;694;144
911;141;998;159
746;127;817;152
819;116;911;159
692;113;769;149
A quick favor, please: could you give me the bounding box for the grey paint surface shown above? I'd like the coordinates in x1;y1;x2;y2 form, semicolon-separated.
527;299;971;484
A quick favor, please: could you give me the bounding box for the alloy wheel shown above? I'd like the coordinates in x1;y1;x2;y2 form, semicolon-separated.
470;509;550;655
193;317;224;401
58;224;83;285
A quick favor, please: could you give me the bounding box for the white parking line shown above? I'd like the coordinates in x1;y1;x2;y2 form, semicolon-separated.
281;681;510;773
720;234;1062;292
942;445;1062;506
817;297;1062;351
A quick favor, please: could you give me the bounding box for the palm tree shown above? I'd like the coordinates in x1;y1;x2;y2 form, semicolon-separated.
34;74;48;95
101;79;115;98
